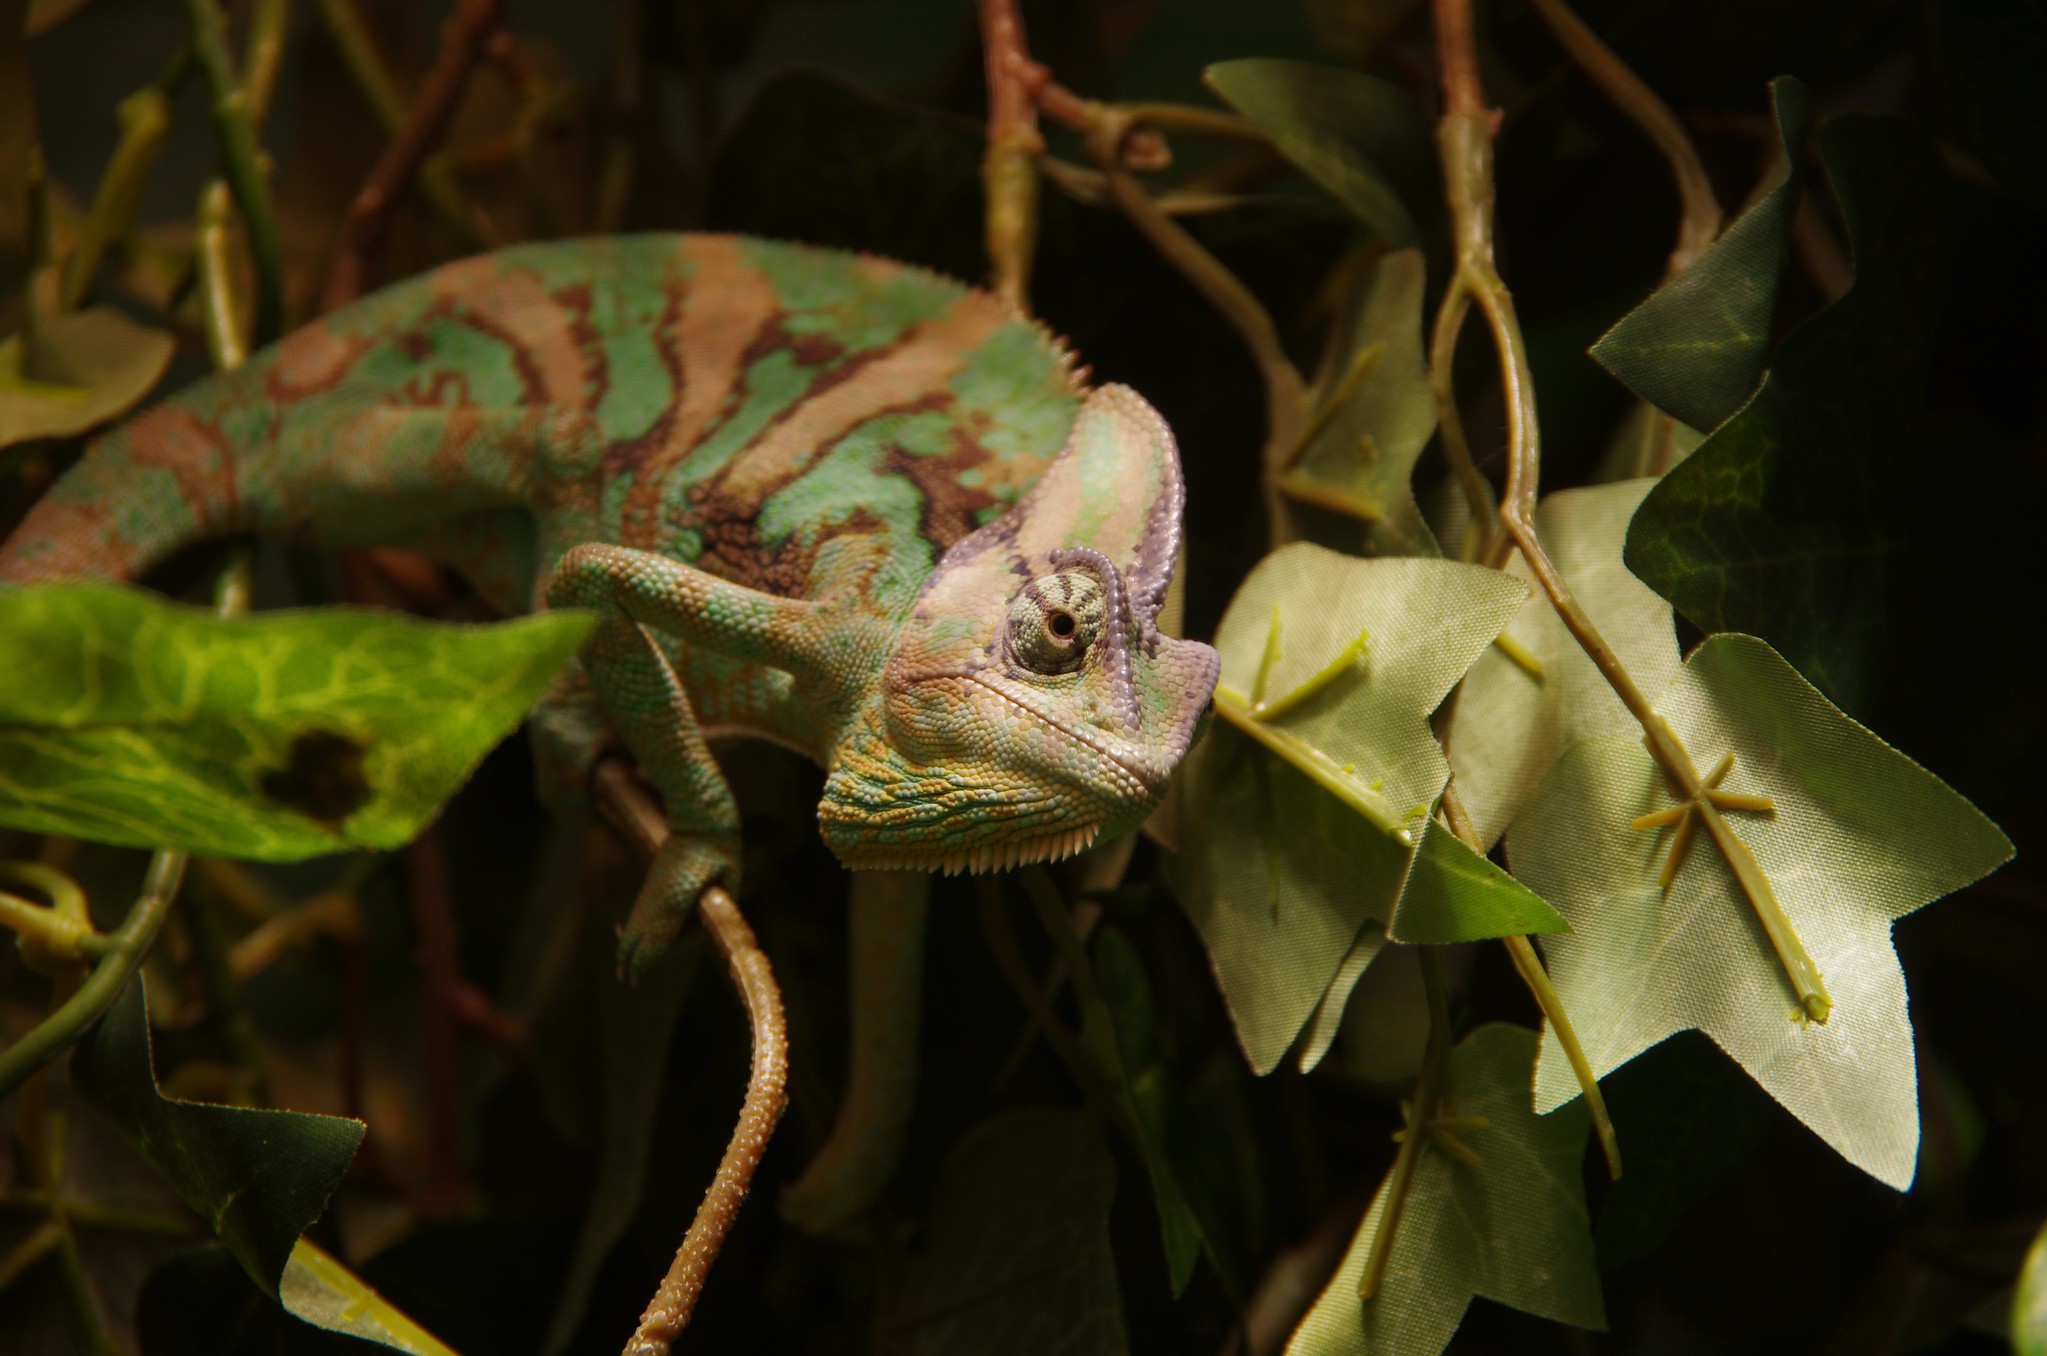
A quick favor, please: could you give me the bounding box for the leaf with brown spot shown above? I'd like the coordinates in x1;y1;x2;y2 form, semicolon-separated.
0;583;594;860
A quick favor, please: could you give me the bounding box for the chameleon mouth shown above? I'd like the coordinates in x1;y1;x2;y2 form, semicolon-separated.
835;822;1101;876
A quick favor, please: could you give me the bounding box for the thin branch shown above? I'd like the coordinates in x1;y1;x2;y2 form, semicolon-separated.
183;0;285;343
195;181;247;369
976;0;1043;310
590;758;788;1353
322;0;504;311
61;54;187;309
622;885;787;1354
404;828;467;1215
314;0;484;244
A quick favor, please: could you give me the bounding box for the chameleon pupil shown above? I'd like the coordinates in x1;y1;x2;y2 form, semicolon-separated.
1050;611;1076;638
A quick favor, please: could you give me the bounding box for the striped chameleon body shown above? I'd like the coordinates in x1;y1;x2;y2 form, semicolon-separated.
0;233;1219;1236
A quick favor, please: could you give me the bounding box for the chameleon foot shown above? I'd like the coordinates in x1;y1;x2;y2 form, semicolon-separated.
616;833;741;982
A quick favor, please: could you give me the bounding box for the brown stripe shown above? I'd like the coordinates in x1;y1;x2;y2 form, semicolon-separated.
440;265;596;407
713;292;1009;512
616;237;782;548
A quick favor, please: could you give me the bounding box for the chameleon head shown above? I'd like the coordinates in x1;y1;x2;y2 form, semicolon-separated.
819;384;1220;874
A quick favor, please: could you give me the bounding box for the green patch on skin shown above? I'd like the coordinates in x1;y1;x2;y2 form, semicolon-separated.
585;277;679;444
947;324;1078;462
759;433;934;604
669;349;820;493
741;238;959;352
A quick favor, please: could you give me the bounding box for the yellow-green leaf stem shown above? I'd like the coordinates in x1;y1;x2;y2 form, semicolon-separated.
1251;625;1371;722
1213;685;1412;843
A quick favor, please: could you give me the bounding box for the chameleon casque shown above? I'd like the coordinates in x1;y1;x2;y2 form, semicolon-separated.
0;234;1219;1237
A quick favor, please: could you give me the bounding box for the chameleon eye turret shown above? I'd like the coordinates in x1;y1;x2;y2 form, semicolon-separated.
1008;568;1106;674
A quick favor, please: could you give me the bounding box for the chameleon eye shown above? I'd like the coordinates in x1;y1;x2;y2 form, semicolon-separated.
1008;570;1105;674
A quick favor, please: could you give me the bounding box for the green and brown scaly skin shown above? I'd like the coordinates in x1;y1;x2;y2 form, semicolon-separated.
0;232;1218;1236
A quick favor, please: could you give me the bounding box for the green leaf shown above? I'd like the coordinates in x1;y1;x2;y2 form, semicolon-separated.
0;299;176;451
1386;817;1564;944
1204;58;1428;246
884;1108;1127;1356
1508;633;2013;1188
1275;249;1441;556
1591;77;1812;434
1170;547;1540;1073
70;976;364;1295
1288;1024;1605;1355
1296;923;1386;1074
1623;113;1956;709
278;1240;458;1355
2016;1216;2047;1356
0;583;595;860
1447;479;1683;850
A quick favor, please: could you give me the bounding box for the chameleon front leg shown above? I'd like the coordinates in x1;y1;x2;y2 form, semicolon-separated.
780;870;931;1234
546;543;819;976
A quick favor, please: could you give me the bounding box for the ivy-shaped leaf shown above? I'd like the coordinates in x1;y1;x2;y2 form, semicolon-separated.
70;976;363;1295
1508;633;2013;1187
882;1109;1127;1356
0;583;595;860
1275;249;1441;557
1171;546;1559;1074
1446;479;1682;850
1205;58;1430;247
1288;1024;1605;1355
1590;77;1812;435
1624;113;1958;710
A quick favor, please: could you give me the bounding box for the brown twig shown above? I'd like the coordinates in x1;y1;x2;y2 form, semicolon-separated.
322;0;505;311
591;757;790;1354
976;0;1043;311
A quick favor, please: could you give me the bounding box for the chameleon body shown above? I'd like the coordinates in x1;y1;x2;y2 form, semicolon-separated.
0;233;1219;1228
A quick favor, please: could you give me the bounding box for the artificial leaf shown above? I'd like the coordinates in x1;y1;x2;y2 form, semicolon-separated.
1624;113;1957;709
1275;248;1441;557
70;976;364;1295
1170;547;1541;1073
1591;77;1812;434
1296;923;1386;1074
0;300;176;451
884;1109;1127;1356
1447;479;1682;850
1204;58;1428;247
2017;1216;2047;1356
1289;1024;1605;1355
0;583;595;860
1509;633;2013;1188
1386;817;1562;944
